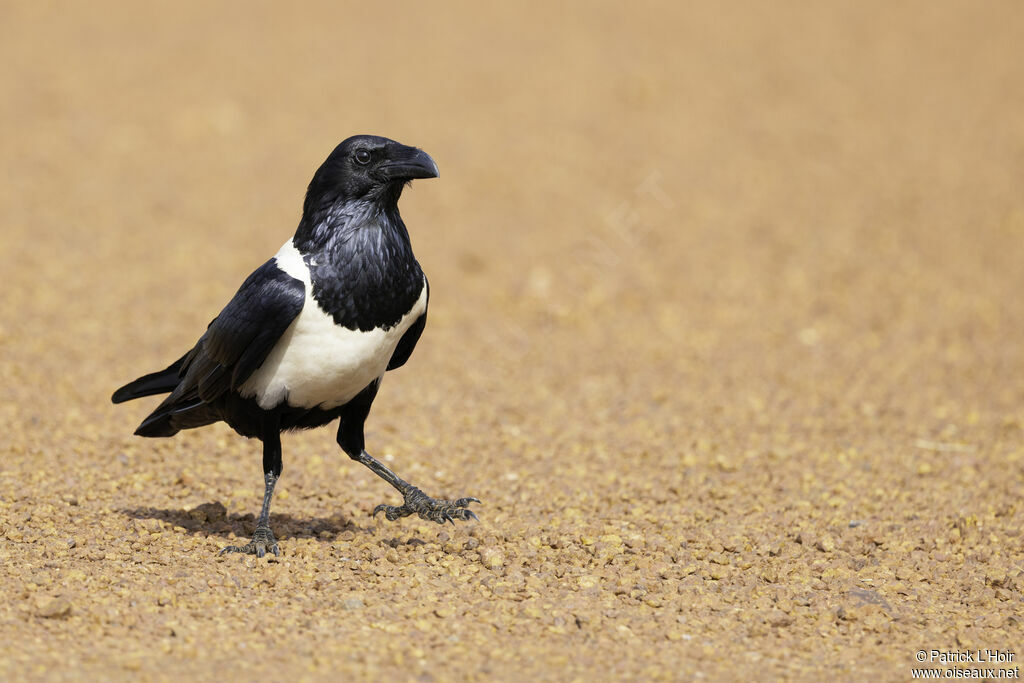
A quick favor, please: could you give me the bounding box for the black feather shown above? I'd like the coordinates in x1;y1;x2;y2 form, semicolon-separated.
388;308;427;372
111;354;187;403
129;259;305;437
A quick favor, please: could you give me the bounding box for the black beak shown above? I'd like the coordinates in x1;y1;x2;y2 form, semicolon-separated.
381;145;439;181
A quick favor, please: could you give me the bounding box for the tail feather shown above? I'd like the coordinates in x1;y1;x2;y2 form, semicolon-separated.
111;355;187;404
133;395;206;437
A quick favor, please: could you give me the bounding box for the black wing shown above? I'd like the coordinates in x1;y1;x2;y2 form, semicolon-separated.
196;261;306;397
387;278;428;371
135;259;305;436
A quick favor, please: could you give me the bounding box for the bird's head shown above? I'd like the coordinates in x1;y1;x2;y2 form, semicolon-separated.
303;135;439;218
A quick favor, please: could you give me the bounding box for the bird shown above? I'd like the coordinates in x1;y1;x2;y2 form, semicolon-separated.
112;135;478;557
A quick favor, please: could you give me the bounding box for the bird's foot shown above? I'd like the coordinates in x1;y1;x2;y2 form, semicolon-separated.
219;525;280;558
372;487;480;524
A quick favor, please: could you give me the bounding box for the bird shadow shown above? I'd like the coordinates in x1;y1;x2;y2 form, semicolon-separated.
121;502;372;543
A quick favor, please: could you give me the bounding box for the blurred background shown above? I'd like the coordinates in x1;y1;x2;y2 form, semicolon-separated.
3;1;1022;464
1;1;1022;678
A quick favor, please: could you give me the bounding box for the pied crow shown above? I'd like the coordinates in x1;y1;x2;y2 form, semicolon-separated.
112;135;478;557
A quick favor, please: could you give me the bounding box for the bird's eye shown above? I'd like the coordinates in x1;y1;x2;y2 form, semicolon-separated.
355;150;371;165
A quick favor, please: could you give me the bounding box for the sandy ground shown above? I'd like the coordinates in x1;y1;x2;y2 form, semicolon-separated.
1;2;1023;680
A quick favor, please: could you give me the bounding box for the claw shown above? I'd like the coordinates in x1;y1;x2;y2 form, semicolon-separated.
371;489;480;526
219;525;280;557
372;503;407;521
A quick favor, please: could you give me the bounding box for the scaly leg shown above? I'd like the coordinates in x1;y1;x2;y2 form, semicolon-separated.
337;380;479;526
356;449;479;524
221;418;283;557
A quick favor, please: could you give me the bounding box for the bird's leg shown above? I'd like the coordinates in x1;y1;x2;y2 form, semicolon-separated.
219;471;280;557
220;420;282;557
335;382;478;525
356;449;479;524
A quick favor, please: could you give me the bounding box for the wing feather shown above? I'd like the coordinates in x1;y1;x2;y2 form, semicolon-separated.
134;259;305;436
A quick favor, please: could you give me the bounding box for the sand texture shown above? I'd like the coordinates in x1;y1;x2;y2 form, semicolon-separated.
1;2;1022;680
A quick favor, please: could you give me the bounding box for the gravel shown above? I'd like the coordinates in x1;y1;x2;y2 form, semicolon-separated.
1;2;1022;680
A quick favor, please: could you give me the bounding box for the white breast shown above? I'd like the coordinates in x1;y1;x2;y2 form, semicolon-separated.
239;240;427;410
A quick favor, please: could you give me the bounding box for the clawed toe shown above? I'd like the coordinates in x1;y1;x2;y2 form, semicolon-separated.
371;489;480;525
219;526;280;557
371;503;408;521
437;506;479;524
